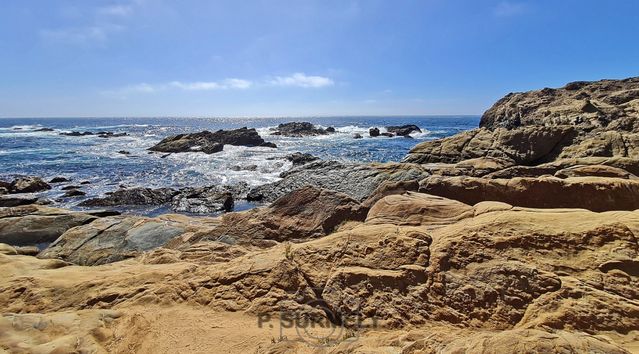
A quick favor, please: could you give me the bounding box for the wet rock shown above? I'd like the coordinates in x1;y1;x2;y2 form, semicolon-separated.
49;177;70;183
285;152;319;167
381;132;395;137
10;176;51;194
78;187;177;207
148;127;275;154
34;128;54;132
369;127;380;137
97;132;127;138
60;131;94;137
386;124;421;136
62;189;86;198
270;122;329;137
61;185;82;190
326;126;336;133
171;189;233;214
353;133;363;139
117;150;130;155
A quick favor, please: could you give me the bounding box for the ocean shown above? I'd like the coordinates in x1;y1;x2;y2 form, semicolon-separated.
0;116;478;212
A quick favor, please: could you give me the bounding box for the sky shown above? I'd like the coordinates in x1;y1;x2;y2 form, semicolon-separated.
1;0;638;118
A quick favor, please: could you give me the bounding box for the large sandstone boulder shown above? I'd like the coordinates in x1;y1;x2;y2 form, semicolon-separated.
148;127;276;154
480;77;639;130
403;126;576;165
0;205;97;246
247;160;430;202
419;175;639;211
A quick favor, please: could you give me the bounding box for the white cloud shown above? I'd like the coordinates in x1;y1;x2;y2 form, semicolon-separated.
98;4;133;17
493;1;528;17
270;73;334;88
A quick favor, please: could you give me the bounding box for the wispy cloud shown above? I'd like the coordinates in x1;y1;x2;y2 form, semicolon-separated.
493;1;528;17
105;73;333;97
41;2;137;45
40;24;125;44
269;73;334;88
103;79;253;97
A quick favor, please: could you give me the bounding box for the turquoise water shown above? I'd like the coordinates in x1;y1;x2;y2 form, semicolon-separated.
0;116;478;209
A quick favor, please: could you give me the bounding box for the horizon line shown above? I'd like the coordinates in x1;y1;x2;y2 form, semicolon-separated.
0;114;482;119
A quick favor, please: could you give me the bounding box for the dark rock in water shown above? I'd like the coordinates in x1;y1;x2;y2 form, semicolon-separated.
260;142;277;148
49;177;70;183
97;132;127;138
381;132;395;137
148;127;274;154
61;185;82;190
172;189;234;214
0;205;97;246
230;165;257;171
10;176;51;194
117;150;131;155
247;160;430;202
326;126;336;133
60;131;94;136
271;122;329;137
386;124;422;136
353;133;363;139
62;189;86;198
0;196;39;207
85;210;121;217
34;128;54;132
0;187;8;195
80;181;91;185
79;187;177;207
285;152;319;167
369;127;380;137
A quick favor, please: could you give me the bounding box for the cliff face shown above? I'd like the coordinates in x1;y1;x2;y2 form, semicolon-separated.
480;77;639;130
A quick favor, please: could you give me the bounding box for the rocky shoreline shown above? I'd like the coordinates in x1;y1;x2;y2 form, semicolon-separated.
1;77;639;353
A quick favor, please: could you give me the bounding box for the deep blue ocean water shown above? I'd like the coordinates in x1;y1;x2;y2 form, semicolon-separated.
0;116;478;210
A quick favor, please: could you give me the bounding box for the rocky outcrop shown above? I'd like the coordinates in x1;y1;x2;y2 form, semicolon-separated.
270;122;330;136
419;175;639;211
386;124;422;136
480;77;639;130
60;131;127;138
171;188;233;214
369;127;380;137
247;160;430;202
172;186;367;247
0;205;97;246
148;127;275;154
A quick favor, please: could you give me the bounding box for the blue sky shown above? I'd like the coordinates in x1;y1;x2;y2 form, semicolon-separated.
1;0;638;117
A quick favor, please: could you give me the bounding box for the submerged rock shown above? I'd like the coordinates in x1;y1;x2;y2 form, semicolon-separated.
49;176;70;183
148;127;275;154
